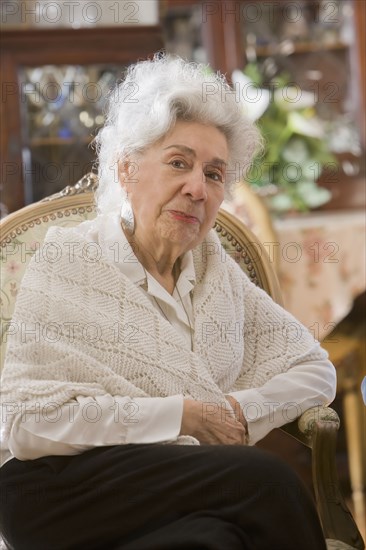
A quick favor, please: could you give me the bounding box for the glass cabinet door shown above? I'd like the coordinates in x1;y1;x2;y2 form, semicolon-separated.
240;0;363;170
1;25;163;215
19;63;123;203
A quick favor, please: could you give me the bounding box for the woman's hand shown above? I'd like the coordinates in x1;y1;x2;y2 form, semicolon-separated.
225;395;249;440
179;399;247;445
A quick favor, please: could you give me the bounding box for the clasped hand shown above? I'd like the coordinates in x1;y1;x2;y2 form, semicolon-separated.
180;396;248;445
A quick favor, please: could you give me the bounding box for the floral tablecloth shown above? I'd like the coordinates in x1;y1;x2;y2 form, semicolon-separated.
273;210;366;341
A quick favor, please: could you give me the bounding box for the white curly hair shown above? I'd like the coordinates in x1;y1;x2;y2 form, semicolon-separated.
94;53;262;215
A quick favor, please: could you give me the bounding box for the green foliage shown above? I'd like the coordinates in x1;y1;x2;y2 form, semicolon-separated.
243;63;337;212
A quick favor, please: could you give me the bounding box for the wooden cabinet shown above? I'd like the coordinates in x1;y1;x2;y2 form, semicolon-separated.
2;2;364;214
162;0;365;124
1;26;163;215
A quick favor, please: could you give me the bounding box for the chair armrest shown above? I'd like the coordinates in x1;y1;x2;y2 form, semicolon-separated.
281;406;365;549
280;406;340;447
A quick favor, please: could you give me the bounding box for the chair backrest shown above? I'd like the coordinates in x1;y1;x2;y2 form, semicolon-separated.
0;173;283;371
222;181;280;271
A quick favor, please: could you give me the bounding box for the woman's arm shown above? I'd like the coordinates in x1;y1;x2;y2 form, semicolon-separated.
7;394;184;460
225;259;337;445
8;393;250;460
228;358;336;445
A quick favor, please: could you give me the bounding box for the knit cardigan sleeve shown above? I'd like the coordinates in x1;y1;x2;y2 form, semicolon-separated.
223;253;331;392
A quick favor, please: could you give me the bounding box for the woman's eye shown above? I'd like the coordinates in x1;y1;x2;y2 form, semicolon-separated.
171;159;186;169
206;171;224;183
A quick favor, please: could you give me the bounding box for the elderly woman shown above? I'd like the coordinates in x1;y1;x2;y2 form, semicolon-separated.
0;55;335;550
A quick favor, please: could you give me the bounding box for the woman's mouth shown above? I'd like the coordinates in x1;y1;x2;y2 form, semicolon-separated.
168;210;199;223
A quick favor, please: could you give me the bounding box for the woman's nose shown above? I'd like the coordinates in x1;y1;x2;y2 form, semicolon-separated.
182;169;207;201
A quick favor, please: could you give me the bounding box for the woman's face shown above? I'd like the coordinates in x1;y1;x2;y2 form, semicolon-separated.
120;121;229;255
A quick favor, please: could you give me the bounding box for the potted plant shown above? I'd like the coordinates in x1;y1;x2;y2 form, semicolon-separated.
233;63;337;213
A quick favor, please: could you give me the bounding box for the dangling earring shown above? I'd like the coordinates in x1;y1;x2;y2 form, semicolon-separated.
120;195;135;234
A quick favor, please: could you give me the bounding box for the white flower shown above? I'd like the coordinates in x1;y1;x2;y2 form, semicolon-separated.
232;70;270;122
297;181;332;208
282;138;310;163
288;112;324;139
274;88;316;110
270;193;294;212
301;159;323;181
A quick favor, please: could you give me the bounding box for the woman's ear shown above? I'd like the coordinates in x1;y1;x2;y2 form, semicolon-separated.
118;159;130;193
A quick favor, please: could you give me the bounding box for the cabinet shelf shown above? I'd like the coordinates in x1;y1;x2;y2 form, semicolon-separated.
30;136;94;147
254;41;349;57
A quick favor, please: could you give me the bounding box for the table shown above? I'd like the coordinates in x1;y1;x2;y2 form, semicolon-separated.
273;210;366;341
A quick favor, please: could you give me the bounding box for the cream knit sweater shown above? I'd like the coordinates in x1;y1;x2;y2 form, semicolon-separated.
1;225;328;443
